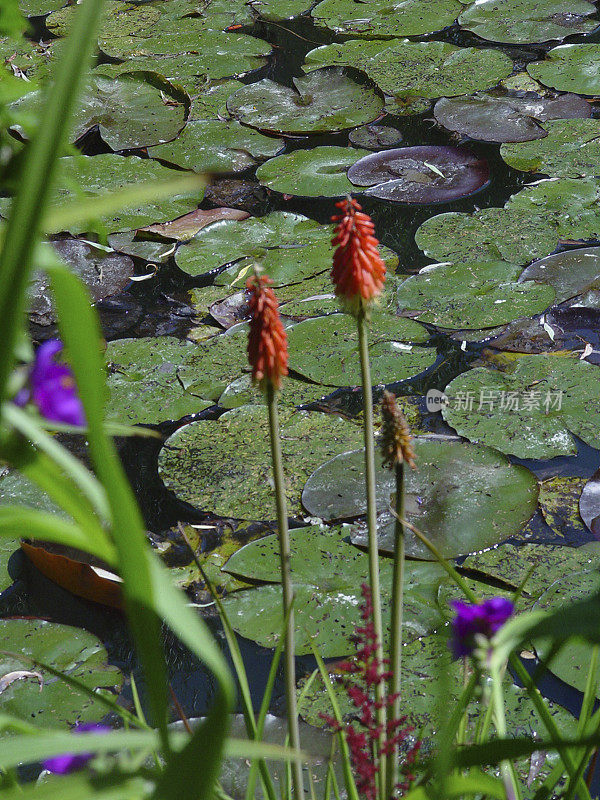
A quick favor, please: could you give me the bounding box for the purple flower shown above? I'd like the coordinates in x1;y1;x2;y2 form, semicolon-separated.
450;597;514;659
42;723;110;775
16;340;85;426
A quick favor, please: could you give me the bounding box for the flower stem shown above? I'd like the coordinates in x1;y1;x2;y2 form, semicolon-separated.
266;382;305;800
356;308;387;799
490;663;522;800
386;461;405;798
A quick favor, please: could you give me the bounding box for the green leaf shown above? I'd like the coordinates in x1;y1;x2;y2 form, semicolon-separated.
311;0;463;37
528;44;600;95
256;146;370;197
501;119;600;177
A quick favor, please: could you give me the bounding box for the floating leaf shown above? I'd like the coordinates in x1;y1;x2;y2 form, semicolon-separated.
30;154;205;235
458;0;598;44
256;146;369;197
227;69;383;135
519;246;600;304
221;525;449;655
148;119;284;174
580;468;600;538
141;207;250;242
158;406;364;519
304;40;513;99
217;373;329;410
348;145;490;203
415;207;560;264
434;91;590;143
501;119;600;177
0;618;122;729
311;0;463;37
538;476;589;542
189;80;245;121
528;44;600;96
302;437;538;558
287;312;435;387
30;239;133;326
250;0;315;20
106;336;212;425
348;123;403;150
443;353;600;459
396;260;554;329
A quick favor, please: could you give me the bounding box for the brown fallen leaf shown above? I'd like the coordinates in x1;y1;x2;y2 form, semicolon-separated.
140;207;250;241
0;670;43;694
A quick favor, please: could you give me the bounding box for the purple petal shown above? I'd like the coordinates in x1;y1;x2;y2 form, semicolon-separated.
43;752;93;775
29;340;86;426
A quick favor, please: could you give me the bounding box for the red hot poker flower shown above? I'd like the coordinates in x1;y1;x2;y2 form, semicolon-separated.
246;274;288;391
331;197;386;316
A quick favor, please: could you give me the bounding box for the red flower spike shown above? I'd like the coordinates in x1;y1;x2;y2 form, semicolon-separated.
330;197;386;317
246;274;288;391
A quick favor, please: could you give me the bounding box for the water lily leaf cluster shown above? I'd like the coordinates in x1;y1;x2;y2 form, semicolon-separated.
304;40;514;99
500;119;600;177
443;353;600;458
528;44;600;95
311;0;463;37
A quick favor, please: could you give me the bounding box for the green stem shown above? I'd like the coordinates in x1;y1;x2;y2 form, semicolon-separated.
489;664;522;800
386;462;405;798
266;382;305;800
356;309;386;799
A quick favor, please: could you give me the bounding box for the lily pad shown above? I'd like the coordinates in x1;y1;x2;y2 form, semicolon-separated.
287;312;435;387
43;154;205;235
30;239;133;326
539;476;589;542
0;618;122;729
189;80;245;121
227;69;383;135
302;437;538;559
501;119;600;178
256;146;369;197
142;208;251;242
414;207;560;264
19;0;65;16
396;261;555;330
106;337;212;425
348;123;403;150
443;353;600;459
580;468;600;538
148;119;284;174
157;405;364;519
348;146;490;203
304;40;513;99
534;569;600;697
519;246;600;304
217;373;329;410
221;525;449;654
175;327;252;401
71;71;187;150
311;0;463;37
528;44;600;96
458;0;598;44
250;0;315;20
434;92;591;143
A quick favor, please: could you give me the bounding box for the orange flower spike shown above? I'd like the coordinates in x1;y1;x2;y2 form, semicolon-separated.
246;274;288;391
331;197;386;315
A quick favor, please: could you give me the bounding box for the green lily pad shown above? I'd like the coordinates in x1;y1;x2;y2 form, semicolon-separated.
256;146;369;197
42;154;204;235
250;0;314;20
227;69;383;135
458;0;598;44
148;119;284;174
0;618;122;729
414;207;560;264
105;337;212;425
396;261;555;330
287;312;435;387
580;468;600;538
221;525;449;655
189;80;245;121
501;119;600;177
434;91;591;143
218;373;329;410
304;40;513;99
519;247;600;304
302;437;538;559
528;44;600;96
19;0;64;16
71;71;187;150
384;95;431;117
175;327;252;401
348;123;404;150
462;542;600;601
157;405;364;519
534;569;600;697
506;177;600;242
539;476;589;541
443;353;600;459
106;232;178;264
311;0;463;37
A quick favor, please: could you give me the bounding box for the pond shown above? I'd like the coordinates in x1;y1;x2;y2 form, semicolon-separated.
3;0;600;794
